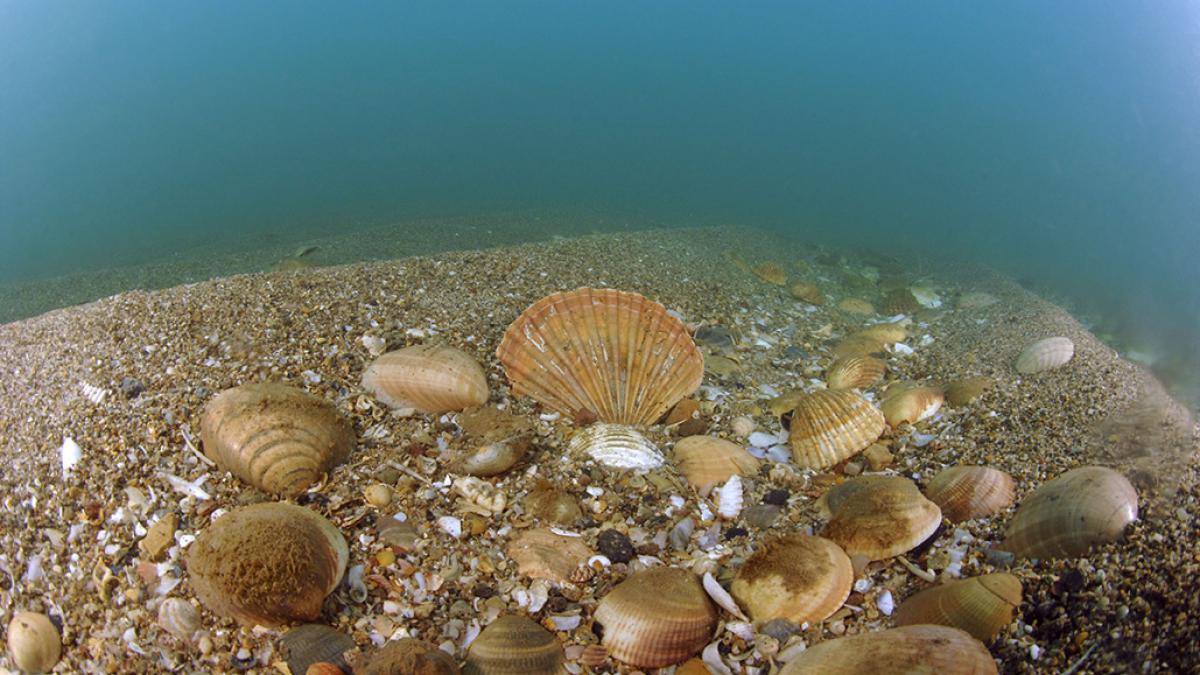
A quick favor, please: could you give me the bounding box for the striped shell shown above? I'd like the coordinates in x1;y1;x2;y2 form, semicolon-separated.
826;356;886;390
831;334;887;358
567;423;664;472
6;611;62;674
822;476;942;561
464;615;563;675
731;534;853;625
944;377;993;406
594;567;717;668
362;343;489;413
894;573;1023;642
925;466;1015;523
1002;466;1137;559
1015;337;1075;374
882;288;922;314
777;625;998;675
357;639;459;675
496;288;704;426
672;435;760;490
157;598;200;641
788;390;885;469
880;384;945;426
281;624;356;675
200;383;354;497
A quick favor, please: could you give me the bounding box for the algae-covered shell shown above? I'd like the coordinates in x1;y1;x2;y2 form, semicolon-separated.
672;435;761;490
6;611;62;674
893;573;1023;643
730;534;853;625
777;624;998;675
594;567;717;668
752;262;788;286
1002;466;1137;559
357;638;460;675
826;356;886;390
464;615;564;675
789;281;824;305
363;344;489;413
882;288;922;314
822;476;942;561
925;466;1015;523
507;528;594;584
880;384;944;426
567;423;664;472
944;377;993;406
200;383;354;497
157;598;201;641
497;288;704;426
788;390;885;470
1015;337;1074;374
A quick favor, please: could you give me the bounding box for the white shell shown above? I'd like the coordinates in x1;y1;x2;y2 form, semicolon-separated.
1015;337;1075;374
452;476;507;514
716;475;744;519
567;424;664;472
703;571;749;621
157;598;200;640
60;437;81;478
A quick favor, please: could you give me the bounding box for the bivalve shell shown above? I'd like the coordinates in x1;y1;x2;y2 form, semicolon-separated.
6;611;61;674
853;322;908;344
788;390;885;469
837;298;876;315
831;334;887;359
672;435;760;490
789;282;824;305
893;573;1022;642
464;614;564;674
822;476;942;561
281;624;356;675
880;384;945;426
944;377;993;406
507;528;594;583
1002;466;1137;559
826;356;886;390
752;262;788;286
594;567;718;668
925;466;1015;523
777;624;998;675
730;534;853;625
1015;337;1074;374
157;598;201;641
567;423;664;472
362;344;489;413
356;638;460;675
882;288;922;315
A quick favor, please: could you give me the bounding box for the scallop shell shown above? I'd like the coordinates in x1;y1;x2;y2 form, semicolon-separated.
777;625;998;675
464;614;564;675
882;288;922;314
788;390;885;469
672;435;760;490
200;383;354;497
826;356;886;390
944;376;993;406
362;344;489;413
880;384;945;426
1002;466;1137;559
752;262;788;286
497;288;704;426
6;611;62;674
157;598;200;641
507;528;593;583
822;476;942;561
789;282;824;305
925;466;1015;522
831;334;887;358
730;534;853;625
1015;337;1074;374
567;423;664;472
355;638;459;675
837;298;876;315
893;573;1023;642
594;567;718;668
187;502;348;626
281;624;356;675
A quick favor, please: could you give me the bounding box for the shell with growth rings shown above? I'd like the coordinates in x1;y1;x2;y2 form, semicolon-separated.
1002;466;1137;559
730;534;853;625
464;614;564;675
1015;337;1075;374
567;423;664;472
826;356;886;390
362;343;489;413
157;598;201;641
788;390;885;469
925;466;1015;523
822;475;942;561
893;573;1023;643
777;624;998;675
594;567;718;668
672;435;760;490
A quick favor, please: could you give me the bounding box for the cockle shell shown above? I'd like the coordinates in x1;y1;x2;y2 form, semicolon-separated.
157;598;201;641
788;390;885;469
567;423;664;472
362;343;489;413
1002;466;1137;559
880;384;945;426
730;534;853;625
355;638;459;675
944;377;993;406
594;567;718;668
826;356;887;390
777;625;998;675
925;466;1015;522
507;528;593;583
893;573;1023;642
6;611;62;674
200;383;354;497
831;334;887;358
1015;337;1074;374
672;435;760;490
789;282;824;305
187;502;349;626
464;615;564;675
752;262;788;286
497;288;704;426
822;476;942;561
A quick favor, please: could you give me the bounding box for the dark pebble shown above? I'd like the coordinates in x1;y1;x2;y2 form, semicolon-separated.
596;529;635;563
1056;569;1086;595
763;489;790;506
723;527;749;540
119;377;145;398
761;618;800;642
472;584;496;598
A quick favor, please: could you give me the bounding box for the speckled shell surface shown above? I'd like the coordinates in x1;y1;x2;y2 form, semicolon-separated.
594;567;717;668
507;528;593;583
362;343;489;413
788;390;885;469
880;384;944;426
826;356;886;390
464;615;563;675
730;534;853;625
567;423;664;471
777;625;998;675
1015;337;1075;374
1003;466;1138;559
822;476;942;561
672;435;761;490
925;466;1015;523
894;573;1023;642
355;638;459;675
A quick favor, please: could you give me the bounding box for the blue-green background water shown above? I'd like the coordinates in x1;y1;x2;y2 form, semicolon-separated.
2;2;1199;397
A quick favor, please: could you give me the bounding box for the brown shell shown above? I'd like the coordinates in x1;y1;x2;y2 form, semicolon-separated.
1014;337;1074;374
880;384;945;426
837;298;876;315
523;481;583;526
831;334;887;359
187;502;348;626
853;322;908;344
200;383;354;497
777;625;998;675
356;638;460;675
507;528;593;583
752;262;788;286
789;282;825;305
788;390;885;469
464;615;564;675
362;344;489;413
893;573;1023;643
594;567;717;668
944;377;993;406
826;356;887;390
1002;466;1138;559
672;435;761;490
882;288;922;314
822;476;942;561
925;466;1015;522
496;288;704;426
6;611;62;674
730;534;853;625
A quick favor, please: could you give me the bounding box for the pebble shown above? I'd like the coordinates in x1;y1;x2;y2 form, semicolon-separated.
596;529;635;563
863;444;894;471
762;489;789;506
120;377;145;398
139;513;177;561
984;547;1015;568
743;504;781;529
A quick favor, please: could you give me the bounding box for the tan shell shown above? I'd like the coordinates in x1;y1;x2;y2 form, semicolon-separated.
567;423;664;471
187;502;348;626
1002;466;1138;559
777;625;998;675
355;638;460;675
837;298;876;315
752;262;788;286
826;356;886;390
894;573;1023;642
362;344;489;413
822;476;942;561
523;481;583;526
788;390;885;469
831;334;887;358
672;435;761;490
789;281;824;305
157;597;201;641
496;288;704;426
880;384;945;426
6;611;62;674
507;528;593;583
944;377;993;406
730;534;853;625
306;664;345;675
200;383;354;497
464;615;564;675
594;567;717;668
853;322;908;344
1015;337;1074;374
282;624;356;675
926;466;1015;522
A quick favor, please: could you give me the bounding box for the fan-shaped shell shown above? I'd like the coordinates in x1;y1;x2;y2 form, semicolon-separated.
752;262;788;286
496;288;704;426
594;567;717;668
826;356;886;390
731;534;853;625
777;625;998;675
6;611;61;674
356;638;460;675
187;502;348;626
944;377;992;406
567;423;664;472
883;288;922;314
894;573;1022;643
831;334;887;358
790;282;824;305
362;344;489;413
854;322;908;344
822;476;942;561
1015;337;1074;374
200;383;354;497
464;615;563;675
157;598;200;641
788;390;885;469
925;466;1015;523
281;624;357;675
1002;466;1137;559
880;384;945;426
672;435;760;490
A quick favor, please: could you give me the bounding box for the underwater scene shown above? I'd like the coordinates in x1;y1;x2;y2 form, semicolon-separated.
1;3;1198;674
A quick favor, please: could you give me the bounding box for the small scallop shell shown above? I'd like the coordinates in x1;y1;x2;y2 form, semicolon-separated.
672;435;760;490
507;528;594;583
777;625;998;675
1002;466;1137;559
281;624;356;675
157;598;200;641
355;638;459;675
594;567;718;668
464;614;564;675
6;611;62;674
944;377;993;406
568;423;664;472
1015;337;1074;374
822;476;942;561
752;262;788;286
363;343;489;413
880;384;945;426
789;282;824;305
925;466;1015;523
731;534;853;625
893;573;1023;642
788;390;885;469
826;356;886;390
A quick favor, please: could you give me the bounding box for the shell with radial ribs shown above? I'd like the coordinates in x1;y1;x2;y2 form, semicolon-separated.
925;466;1015;523
880;383;945;426
464;615;564;675
893;573;1023;643
672;435;760;490
788;390;885;469
752;262;788;286
594;567;718;668
496;288;704;426
157;598;201;641
1015;337;1075;374
730;534;853;625
200;383;354;497
362;343;489;413
822;476;942;561
354;638;459;675
777;625;998;675
882;288;922;314
6;611;62;674
1002;466;1137;559
567;423;664;472
826;356;887;390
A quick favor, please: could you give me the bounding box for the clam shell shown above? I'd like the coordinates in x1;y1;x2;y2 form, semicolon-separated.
157;598;200;641
594;567;718;668
356;638;459;675
1002;466;1137;559
200;383;354;497
281;624;356;675
672;435;760;490
731;534;853;625
788;390;885;469
507;528;593;583
752;262;788;286
837;298;876;315
831;334;887;358
362;344;489;413
925;466;1015;523
826;356;886;390
1015;337;1074;374
496;288;704;426
880;384;945;426
464;614;564;675
822;476;942;561
187;502;348;626
944;377;993;406
777;625;998;675
6;611;61;674
893;573;1023;642
789;282;824;305
567;423;664;472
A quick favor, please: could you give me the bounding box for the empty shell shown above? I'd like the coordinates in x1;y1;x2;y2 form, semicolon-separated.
464;615;564;675
157;598;200;641
362;344;489;413
788;390;885;469
507;528;594;583
1015;337;1074;374
944;377;993;406
777;625;998;675
880;383;944;427
831;334;888;358
893;573;1023;643
822;476;942;561
568;423;664;472
281;624;357;675
853;322;908;345
1002;466;1138;559
790;282;825;305
672;435;761;490
356;638;460;675
594;567;718;668
6;611;61;674
925;466;1015;523
752;262;788;286
826;356;887;390
730;534;853;625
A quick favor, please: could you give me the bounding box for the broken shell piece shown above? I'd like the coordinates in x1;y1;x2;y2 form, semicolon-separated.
702;572;748;621
362;343;489;413
6;611;62;674
157;598;200;641
672;436;760;491
595;567;718;668
893;573;1023;642
777;624;997;675
822;476;942;561
567;423;664;472
825;356;887;390
788;390;885;469
1015;337;1075;374
1002;466;1137;559
716;475;744;519
507;528;594;583
925;466;1015;523
880;383;944;427
464;615;564;675
730;534;853;626
354;638;459;675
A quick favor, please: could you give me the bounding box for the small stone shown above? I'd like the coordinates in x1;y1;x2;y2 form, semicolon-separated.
139;513;177;561
723;526;749;540
364;484;392;508
984;547;1015;568
743;503;781;529
1056;569;1086;595
760;618;800;642
378;467;400;485
863;444;894;471
120;377;145;398
843;460;864;476
763;489;789;506
596;529;635;563
473;584;496;598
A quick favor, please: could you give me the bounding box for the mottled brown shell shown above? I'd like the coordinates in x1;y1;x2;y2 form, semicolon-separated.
894;573;1023;643
831;334;887;358
826;356;886;390
752;262;788;286
357;638;460;675
788;390;885;469
507;528;593;584
925;466;1015;523
464;615;563;675
853;322;908;344
944;377;993;406
1015;337;1074;374
880;384;945;426
822;476;942;561
730;534;853;625
594;567;717;668
777;625;998;675
1002;466;1137;559
672;435;761;490
362;344;489;413
789;281;824;305
281;624;356;675
837;298;876;315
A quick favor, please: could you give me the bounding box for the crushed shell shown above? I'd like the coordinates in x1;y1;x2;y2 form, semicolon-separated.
788;390;885;469
464;614;564;675
822;476;942;561
1015;336;1075;374
730;534;853;625
925;466;1015;523
594;567;718;668
778;624;999;675
893;573;1023;642
362;343;489;413
825;356;886;390
1002;465;1138;559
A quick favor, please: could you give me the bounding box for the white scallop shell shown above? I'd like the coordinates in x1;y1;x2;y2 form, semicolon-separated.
1015;337;1074;374
567;423;664;472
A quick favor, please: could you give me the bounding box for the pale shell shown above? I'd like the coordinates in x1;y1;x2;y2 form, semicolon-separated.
568;423;664;472
788;390;885;469
825;356;886;390
880;384;945;426
778;624;998;674
157;598;200;641
464;614;564;675
362;343;489;413
893;573;1023;642
1015;337;1074;374
822;476;942;561
594;567;718;668
1002;466;1138;559
507;528;593;583
925;466;1015;523
730;534;853;625
6;611;62;674
672;435;760;491
716;475;744;519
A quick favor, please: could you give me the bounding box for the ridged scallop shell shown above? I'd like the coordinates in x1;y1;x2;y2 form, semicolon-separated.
356;638;459;675
187;502;348;626
464;615;564;675
594;567;718;668
788;390;885;469
822;476;942;561
281;624;356;675
672;435;761;490
777;625;998;675
731;534;853;625
882;288;922;314
508;528;594;583
826;356;886;390
567;423;664;472
789;282;824;305
497;288;704;426
944;377;993;406
752;262;788;286
1002;466;1137;559
200;383;354;497
893;573;1023;642
6;611;62;674
362;344;489;413
157;598;200;641
926;466;1015;522
880;384;945;426
1015;337;1074;374
831;334;887;358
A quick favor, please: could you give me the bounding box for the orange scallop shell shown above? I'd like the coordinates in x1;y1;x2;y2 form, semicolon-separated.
788;390;885;469
893;573;1023;643
594;567;717;668
925;466;1015;523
